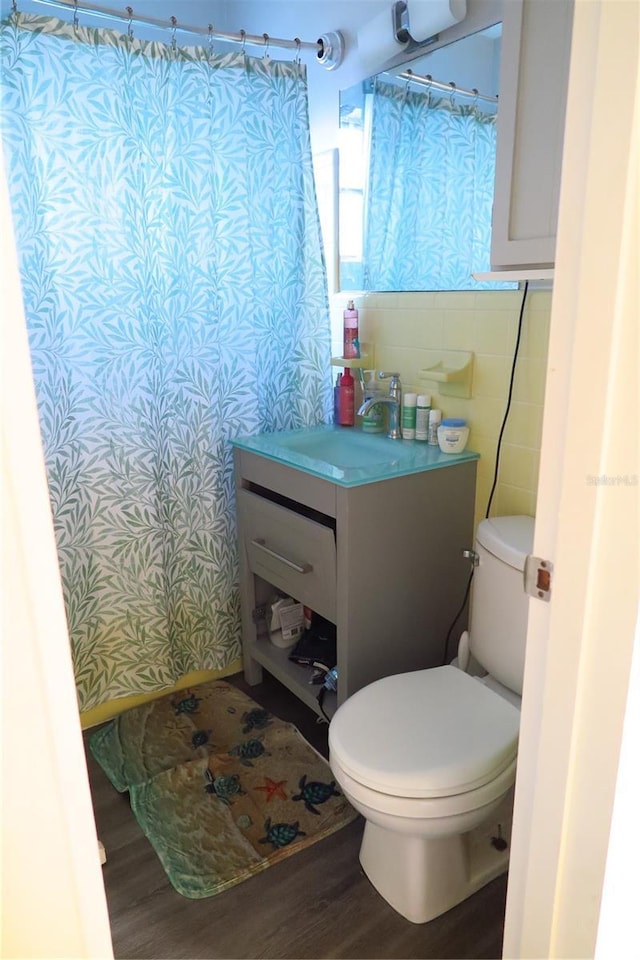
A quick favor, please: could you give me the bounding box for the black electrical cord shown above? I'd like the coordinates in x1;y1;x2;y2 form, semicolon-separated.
440;281;530;666
441;566;475;666
316;688;330;722
485;281;529;519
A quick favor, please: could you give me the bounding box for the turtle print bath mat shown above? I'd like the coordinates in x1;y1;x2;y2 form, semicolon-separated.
90;680;356;899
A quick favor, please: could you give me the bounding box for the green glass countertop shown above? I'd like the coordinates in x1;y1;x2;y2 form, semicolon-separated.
232;425;479;488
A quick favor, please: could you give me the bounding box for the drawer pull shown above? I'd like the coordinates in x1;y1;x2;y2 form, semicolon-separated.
251;538;313;575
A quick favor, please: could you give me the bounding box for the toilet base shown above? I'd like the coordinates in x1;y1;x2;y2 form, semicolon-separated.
359;789;513;924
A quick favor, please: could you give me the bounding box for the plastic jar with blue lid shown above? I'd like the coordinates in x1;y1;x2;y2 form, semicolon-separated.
437;418;470;454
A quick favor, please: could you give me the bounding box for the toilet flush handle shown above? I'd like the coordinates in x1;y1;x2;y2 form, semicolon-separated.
462;549;479;566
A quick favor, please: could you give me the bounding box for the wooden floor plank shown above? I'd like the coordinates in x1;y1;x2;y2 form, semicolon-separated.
87;672;507;959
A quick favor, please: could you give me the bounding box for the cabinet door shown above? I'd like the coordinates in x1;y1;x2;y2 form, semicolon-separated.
491;0;574;269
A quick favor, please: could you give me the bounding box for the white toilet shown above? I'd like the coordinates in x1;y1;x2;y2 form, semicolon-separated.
329;515;534;924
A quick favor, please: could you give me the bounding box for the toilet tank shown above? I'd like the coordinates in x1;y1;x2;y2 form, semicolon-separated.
468;516;535;696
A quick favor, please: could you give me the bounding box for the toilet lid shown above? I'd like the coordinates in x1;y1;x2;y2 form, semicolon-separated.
329;666;520;799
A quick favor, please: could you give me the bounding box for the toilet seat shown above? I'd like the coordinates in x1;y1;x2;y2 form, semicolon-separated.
330;749;517;823
329;666;520;799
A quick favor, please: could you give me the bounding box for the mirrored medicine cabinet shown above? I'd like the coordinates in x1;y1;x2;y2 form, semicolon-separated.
338;22;516;293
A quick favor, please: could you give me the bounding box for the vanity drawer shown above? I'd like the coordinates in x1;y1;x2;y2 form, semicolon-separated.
238;489;336;623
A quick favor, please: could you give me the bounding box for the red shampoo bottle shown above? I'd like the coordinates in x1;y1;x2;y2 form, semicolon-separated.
338;368;355;426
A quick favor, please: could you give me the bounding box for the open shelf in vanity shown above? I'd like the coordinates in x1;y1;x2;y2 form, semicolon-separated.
233;427;479;721
248;616;338;718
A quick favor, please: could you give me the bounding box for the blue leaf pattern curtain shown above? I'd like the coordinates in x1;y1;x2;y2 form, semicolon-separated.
1;13;332;711
364;79;514;291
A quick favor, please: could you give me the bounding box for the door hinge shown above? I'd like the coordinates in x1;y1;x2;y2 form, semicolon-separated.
524;555;553;601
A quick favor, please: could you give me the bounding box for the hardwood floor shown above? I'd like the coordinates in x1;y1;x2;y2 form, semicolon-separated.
87;672;508;959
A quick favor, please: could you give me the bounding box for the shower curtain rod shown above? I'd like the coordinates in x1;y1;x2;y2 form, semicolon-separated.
21;0;345;69
395;69;498;104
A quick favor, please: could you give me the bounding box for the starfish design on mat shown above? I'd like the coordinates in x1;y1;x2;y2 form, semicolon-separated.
254;777;288;802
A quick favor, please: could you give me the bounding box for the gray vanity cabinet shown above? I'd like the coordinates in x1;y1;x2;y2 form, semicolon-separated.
234;448;477;719
491;0;574;270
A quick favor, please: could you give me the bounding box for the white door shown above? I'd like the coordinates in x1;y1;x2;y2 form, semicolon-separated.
503;1;639;956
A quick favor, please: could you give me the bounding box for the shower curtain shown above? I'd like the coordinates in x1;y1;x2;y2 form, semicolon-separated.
363;78;511;291
1;13;332;711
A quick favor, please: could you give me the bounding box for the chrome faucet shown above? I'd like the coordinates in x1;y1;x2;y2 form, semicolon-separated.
357;371;402;440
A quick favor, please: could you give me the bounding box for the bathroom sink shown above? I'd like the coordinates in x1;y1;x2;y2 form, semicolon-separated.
275;429;410;469
232;425;479;488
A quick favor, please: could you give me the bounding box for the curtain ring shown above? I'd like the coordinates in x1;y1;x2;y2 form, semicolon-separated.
73;0;79;30
294;37;301;64
239;28;246;55
404;68;413;95
170;15;177;52
208;23;214;56
448;81;457;107
11;0;17;14
262;33;270;59
126;6;134;40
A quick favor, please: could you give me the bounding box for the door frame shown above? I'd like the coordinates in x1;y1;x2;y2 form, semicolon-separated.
1;152;114;958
